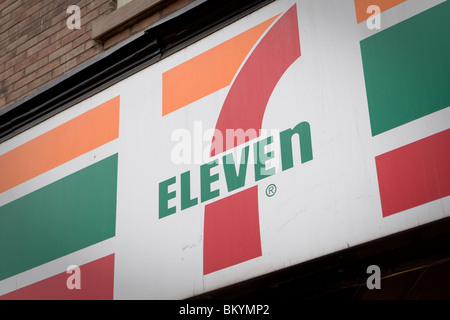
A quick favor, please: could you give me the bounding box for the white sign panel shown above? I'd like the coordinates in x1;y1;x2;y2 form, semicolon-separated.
1;0;449;299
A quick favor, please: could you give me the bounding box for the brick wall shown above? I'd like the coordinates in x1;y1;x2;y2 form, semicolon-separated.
101;0;191;50
0;0;194;112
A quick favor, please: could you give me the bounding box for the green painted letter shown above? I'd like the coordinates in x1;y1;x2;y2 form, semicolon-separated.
223;146;249;192
180;170;198;210
254;136;275;181
280;121;313;171
159;176;176;219
200;160;220;202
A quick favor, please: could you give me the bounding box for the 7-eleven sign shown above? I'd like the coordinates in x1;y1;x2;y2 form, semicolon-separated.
159;4;304;275
358;0;450;217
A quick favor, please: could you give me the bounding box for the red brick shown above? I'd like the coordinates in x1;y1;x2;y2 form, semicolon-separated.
37;20;67;42
60;44;85;64
19;2;43;20
26;38;51;57
97;0;117;15
0;67;15;83
5;34;27;53
0;50;17;68
13;54;39;73
3;69;25;87
49;6;69;27
49;43;73;62
73;32;93;49
12;71;36;91
52;58;79;78
0;0;17;12
1;0;193;110
6;85;29;104
76;46;100;65
33;41;63;61
2;0;23;16
36;59;60;79
7;14;35;40
84;39;99;51
25;57;49;75
59;26;87;48
162;0;189;17
4;51;27;71
0;13;12;32
83;8;101;25
0;96;6;110
15;36;39;55
27;71;54;92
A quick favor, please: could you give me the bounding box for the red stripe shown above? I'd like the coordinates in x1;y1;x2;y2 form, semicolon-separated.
211;4;301;157
202;4;300;275
203;186;262;275
0;254;114;300
376;129;450;217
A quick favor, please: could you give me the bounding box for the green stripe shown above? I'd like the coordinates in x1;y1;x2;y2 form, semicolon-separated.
360;1;450;136
0;154;118;281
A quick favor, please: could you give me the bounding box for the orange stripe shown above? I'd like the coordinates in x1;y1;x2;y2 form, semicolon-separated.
354;0;407;24
0;96;120;193
162;15;279;116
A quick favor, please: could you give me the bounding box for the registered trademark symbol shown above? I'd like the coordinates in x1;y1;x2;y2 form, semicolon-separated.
266;184;277;197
